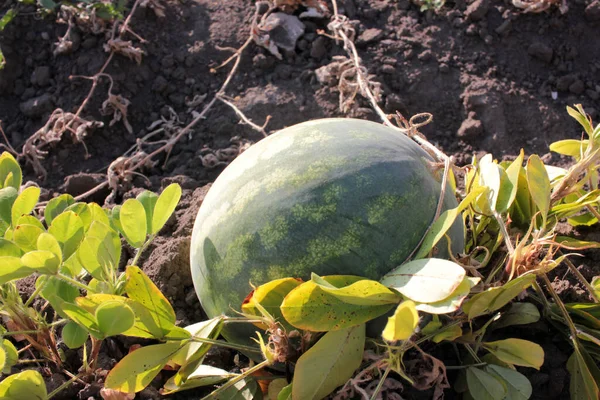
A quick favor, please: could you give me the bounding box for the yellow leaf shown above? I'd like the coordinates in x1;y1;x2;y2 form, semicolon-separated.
382;300;419;342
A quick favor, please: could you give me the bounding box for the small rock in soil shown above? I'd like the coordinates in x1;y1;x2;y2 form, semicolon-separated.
357;28;383;46
262;12;305;53
585;0;600;21
310;36;328;59
457;112;483;138
569;79;585;94
253;53;275;70
31;66;51;86
19;93;54;117
152;75;168;93
556;75;576;91
465;0;489;21
63;173;109;203
527;42;553;63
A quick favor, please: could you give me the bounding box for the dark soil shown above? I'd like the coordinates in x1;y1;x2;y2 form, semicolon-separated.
1;0;600;398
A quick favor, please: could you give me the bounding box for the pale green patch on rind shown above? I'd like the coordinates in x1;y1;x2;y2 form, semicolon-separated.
367;194;408;225
259;216;289;251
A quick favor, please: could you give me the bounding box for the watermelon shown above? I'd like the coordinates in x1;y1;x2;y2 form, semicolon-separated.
190;119;464;345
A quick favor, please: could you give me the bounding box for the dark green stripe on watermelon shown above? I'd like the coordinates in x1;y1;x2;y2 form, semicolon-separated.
191;119;464;346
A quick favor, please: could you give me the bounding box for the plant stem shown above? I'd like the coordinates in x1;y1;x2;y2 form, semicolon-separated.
46;373;82;400
559;251;600;303
493;212;515;254
24;278;47;307
464;344;482;363
369;365;391;400
131;236;154;266
446;362;487;370
201;360;270;400
57;273;92;292
190;336;260;354
89;338;103;372
540;273;579;341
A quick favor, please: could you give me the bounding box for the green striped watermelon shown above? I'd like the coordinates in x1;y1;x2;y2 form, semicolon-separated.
190;119;464;345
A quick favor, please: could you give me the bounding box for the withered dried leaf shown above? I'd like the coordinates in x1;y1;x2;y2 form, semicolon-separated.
101;93;133;133
140;0;166;18
405;350;450;400
103;38;144;65
99;388;134;400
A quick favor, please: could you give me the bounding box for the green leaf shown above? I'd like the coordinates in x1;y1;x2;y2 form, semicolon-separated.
120;199;147;248
0;187;17;225
168;317;224;385
163;365;235;395
550;190;600;220
0;369;47;399
486;364;532;400
567;348;600;400
0;256;31;284
311;273;400;305
105;341;185;393
62;321;89;349
48;211;85;259
492;302;540;330
281;279;393;331
11;186;40;227
477;154;515;213
38;0;57;10
151;183;181;235
64;203;92;231
0;9;17;32
466;367;507;400
567;213;598;227
380;258;466;303
382;300;418;341
44;194;75;226
95;300;135;337
0;238;21;257
77;236;114;280
415;187;485;259
88;202;110;225
21;250;60;274
37;232;62;261
0;152;21;189
556;236;600;250
16;214;44;230
277;383;292;400
217;377;262;400
137;191;158;235
550;139;588;159
110;205;123;232
40;275;80;319
463;274;536;319
86;221;121;267
415;276;480;314
483;338;544;369
504;150;524;211
13;224;44;252
567;105;594;137
432;324;463;343
1;339;18;373
526;155;550;224
241;277;301;331
59;300;102;338
293;325;365;400
125;265;176;337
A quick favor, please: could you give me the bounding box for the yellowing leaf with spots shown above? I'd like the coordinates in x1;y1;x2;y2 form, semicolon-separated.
105;341;185;393
281;278;394;332
382;300;418;342
293;324;365;400
125;266;176;339
311;273;401;306
242;277;302;330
